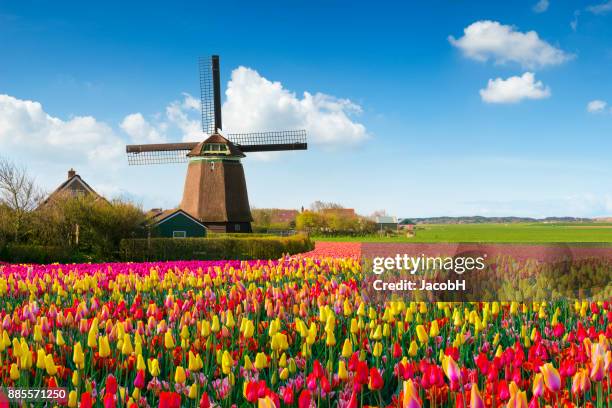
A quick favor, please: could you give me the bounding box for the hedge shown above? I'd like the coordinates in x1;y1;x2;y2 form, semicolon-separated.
119;234;314;261
0;244;92;264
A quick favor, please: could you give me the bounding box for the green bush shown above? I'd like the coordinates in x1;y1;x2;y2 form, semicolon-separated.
119;234;314;262
0;244;91;264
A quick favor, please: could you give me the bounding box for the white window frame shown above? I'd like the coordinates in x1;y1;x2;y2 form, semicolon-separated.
172;231;187;238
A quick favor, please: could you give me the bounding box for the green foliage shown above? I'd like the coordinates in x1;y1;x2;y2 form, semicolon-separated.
119;234;314;261
296;211;376;236
0;195;146;262
0;244;89;264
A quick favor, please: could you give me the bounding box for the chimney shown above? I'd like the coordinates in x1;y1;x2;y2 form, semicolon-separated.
68;168;76;179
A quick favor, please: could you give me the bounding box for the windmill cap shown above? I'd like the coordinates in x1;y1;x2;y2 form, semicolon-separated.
187;133;245;157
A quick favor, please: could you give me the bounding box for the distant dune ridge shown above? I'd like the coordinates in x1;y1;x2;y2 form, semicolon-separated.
404;216;605;224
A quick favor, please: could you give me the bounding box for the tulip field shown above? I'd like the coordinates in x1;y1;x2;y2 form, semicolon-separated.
0;249;610;407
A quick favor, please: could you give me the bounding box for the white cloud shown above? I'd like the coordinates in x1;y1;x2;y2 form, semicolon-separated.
120;113;166;144
587;99;608;113
121;68;368;150
587;0;612;14
479;72;551;104
166;93;202;142
0;94;123;164
449;20;573;69
222;66;368;146
533;0;549;13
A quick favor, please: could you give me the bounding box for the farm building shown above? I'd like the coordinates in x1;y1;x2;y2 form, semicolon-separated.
38;169;106;209
399;219;416;231
269;209;299;224
375;215;398;231
146;209;207;238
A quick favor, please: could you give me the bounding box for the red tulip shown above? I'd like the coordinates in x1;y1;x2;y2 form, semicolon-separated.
159;392;181;408
282;386;294;404
312;359;325;378
393;342;403;359
103;393;116;408
347;390;359;408
397;359;415;380
245;381;259;402
298;389;312;408
497;380;510;401
134;369;145;389
320;375;332;394
80;392;93;408
355;361;369;384
199;392;210;408
306;372;318;391
106;374;118;395
368;367;384;390
348;352;360;371
552;323;565;338
474;353;490;374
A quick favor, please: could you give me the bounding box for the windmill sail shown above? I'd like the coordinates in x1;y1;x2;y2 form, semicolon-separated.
126;142;198;165
199;55;222;135
228;130;307;152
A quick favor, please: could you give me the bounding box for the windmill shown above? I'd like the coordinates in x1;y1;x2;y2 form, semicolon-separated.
126;55;307;233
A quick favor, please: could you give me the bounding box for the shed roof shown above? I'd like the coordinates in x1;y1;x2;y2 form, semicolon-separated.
39;169;105;208
146;208;206;228
375;215;398;224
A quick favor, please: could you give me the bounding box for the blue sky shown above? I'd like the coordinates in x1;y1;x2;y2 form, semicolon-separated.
1;0;611;218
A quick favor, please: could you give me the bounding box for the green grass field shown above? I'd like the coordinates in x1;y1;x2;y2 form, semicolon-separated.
313;222;612;243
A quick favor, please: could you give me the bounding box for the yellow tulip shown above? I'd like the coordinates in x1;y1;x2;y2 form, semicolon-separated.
222;350;233;375
341;339;352;358
174;366;186;383
9;363;19;380
87;318;98;348
149;358;160;377
429;320;439;337
211;316;221;332
188;383;198;399
416;325;428;344
372;341;383;357
408;340;418;357
44;354;57;376
56;330;66;346
243;319;254;338
121;333;133;355
255;352;268;369
36;349;47;370
338;360;348;381
244;354;253;370
99;335;111;358
73;342;85;369
68;390;77;408
164;331;175;349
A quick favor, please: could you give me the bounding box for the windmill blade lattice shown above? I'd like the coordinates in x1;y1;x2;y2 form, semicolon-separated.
199;56;216;135
227;130;307;152
126;142;198;165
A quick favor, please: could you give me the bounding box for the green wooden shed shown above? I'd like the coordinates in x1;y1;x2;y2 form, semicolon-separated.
147;209;207;238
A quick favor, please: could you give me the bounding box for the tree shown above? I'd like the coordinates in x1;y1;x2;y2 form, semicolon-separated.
251;208;272;227
310;201;343;212
33;194;145;258
0;158;42;242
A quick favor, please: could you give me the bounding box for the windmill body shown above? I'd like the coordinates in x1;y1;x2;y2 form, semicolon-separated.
126;55;307;233
181;134;252;232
